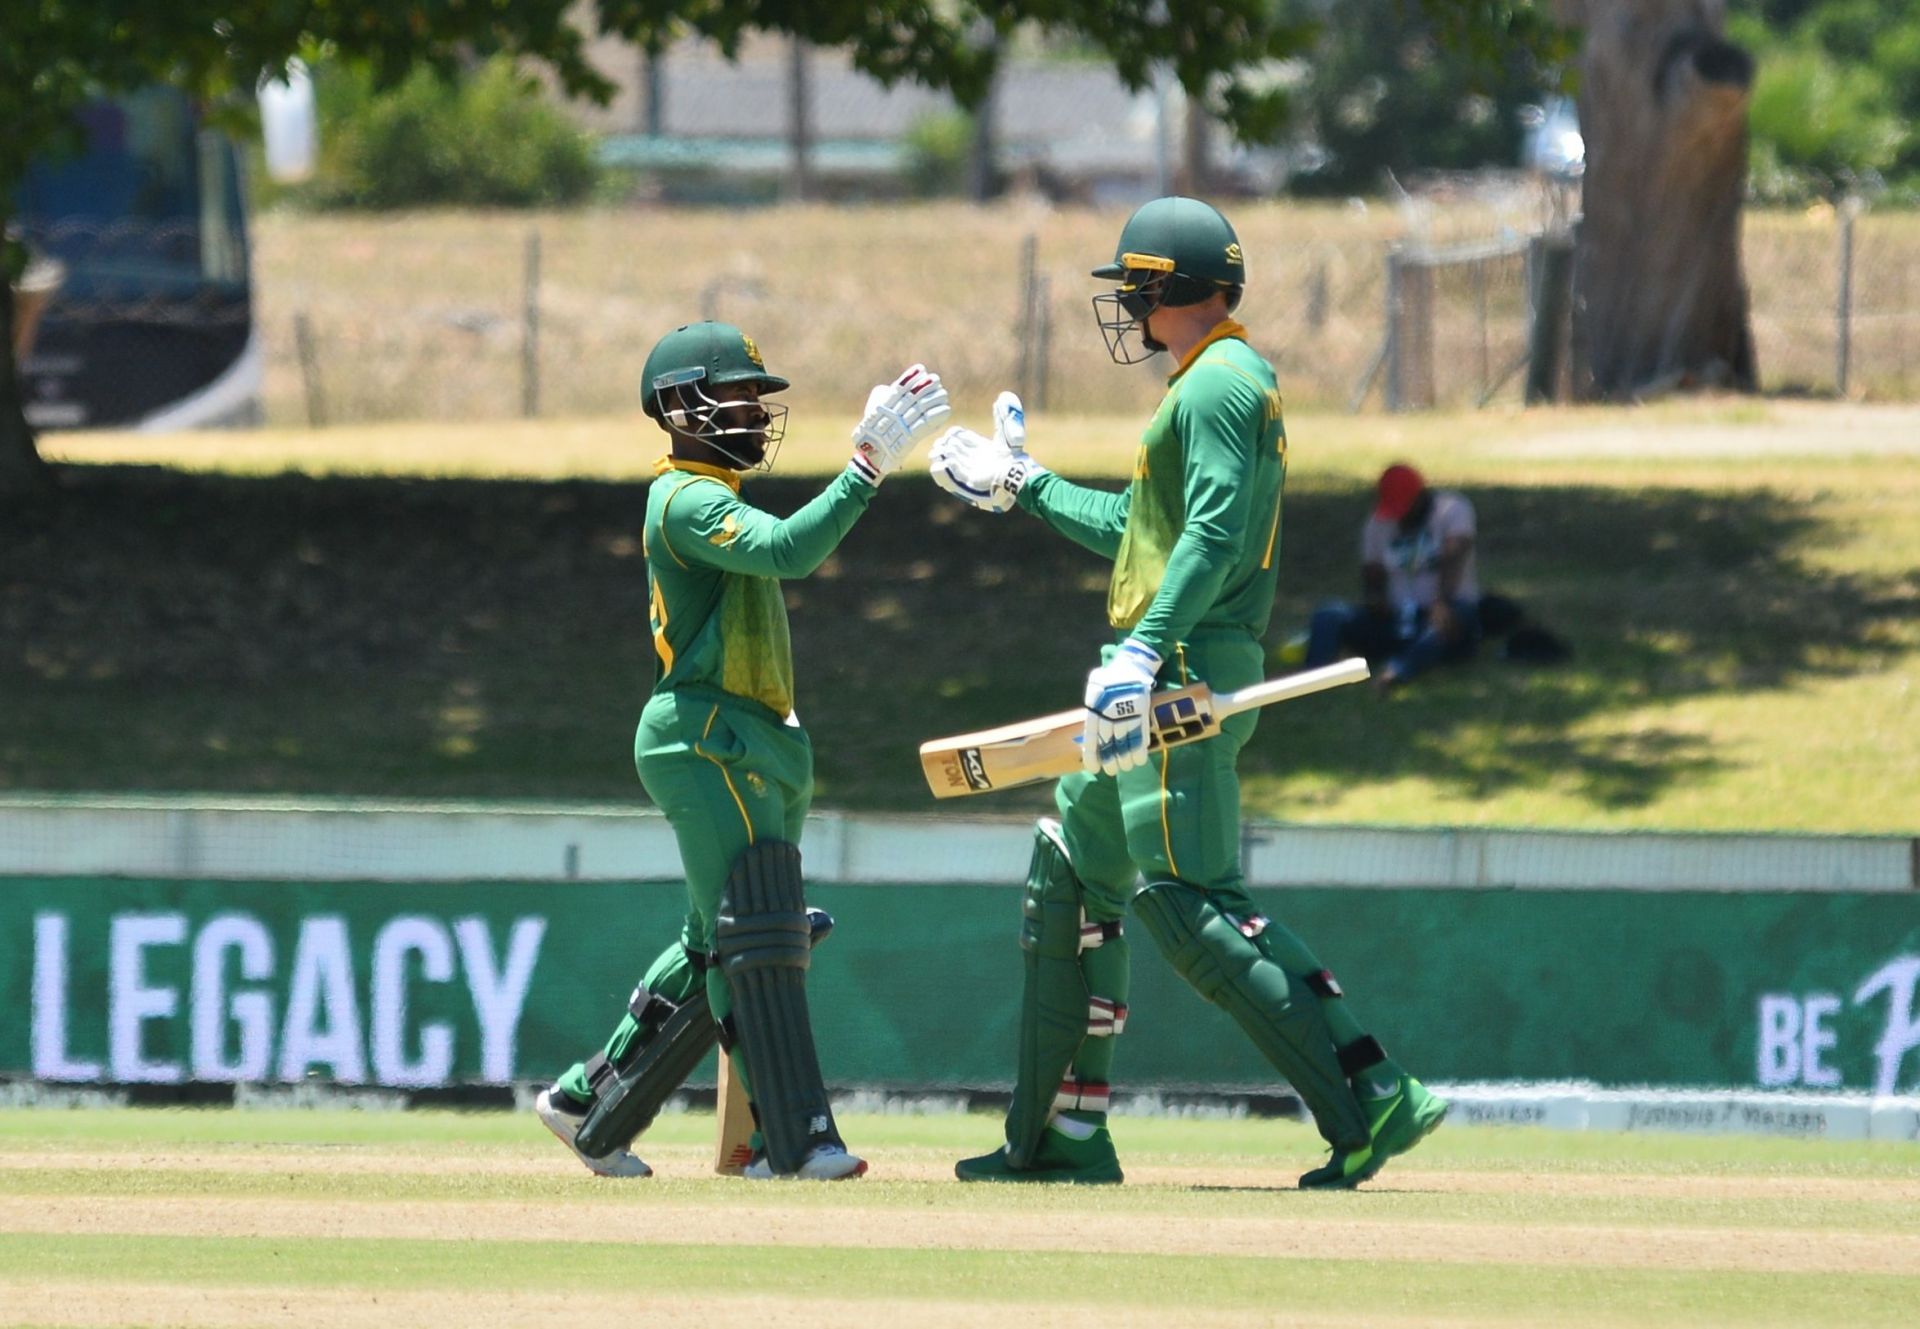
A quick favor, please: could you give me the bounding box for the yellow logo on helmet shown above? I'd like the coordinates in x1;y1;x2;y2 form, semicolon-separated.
1225;243;1244;266
741;334;765;367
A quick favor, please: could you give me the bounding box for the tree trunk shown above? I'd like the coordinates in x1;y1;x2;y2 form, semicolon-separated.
1560;0;1758;400
785;37;812;203
968;35;1000;203
1178;95;1214;197
0;275;51;498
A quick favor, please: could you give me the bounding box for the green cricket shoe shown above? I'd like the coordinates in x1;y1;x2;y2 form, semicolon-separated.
955;1127;1125;1184
1298;1075;1449;1191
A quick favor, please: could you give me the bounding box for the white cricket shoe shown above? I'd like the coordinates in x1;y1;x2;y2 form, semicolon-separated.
743;1143;869;1181
535;1087;652;1179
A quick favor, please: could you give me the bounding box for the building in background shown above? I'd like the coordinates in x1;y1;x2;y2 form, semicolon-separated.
570;33;1291;205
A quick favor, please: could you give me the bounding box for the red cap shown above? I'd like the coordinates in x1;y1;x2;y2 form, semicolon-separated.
1375;463;1425;521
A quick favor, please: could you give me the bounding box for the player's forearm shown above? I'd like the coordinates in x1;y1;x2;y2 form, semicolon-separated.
1128;531;1239;657
1015;471;1127;559
708;470;875;578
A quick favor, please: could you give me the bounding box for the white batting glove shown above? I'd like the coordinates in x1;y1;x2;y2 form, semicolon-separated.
1082;638;1162;776
849;363;951;486
991;389;1028;456
928;391;1048;513
929;426;1016;512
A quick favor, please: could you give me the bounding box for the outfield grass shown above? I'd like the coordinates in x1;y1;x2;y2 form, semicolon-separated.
0;1108;1916;1328
17;399;1920;832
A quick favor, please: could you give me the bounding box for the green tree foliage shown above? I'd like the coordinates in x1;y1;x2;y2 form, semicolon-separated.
902;111;977;198
1286;0;1550;195
6;2;1565;212
295;60;598;209
2;1;1562;491
1730;0;1918;199
1746;47;1904;194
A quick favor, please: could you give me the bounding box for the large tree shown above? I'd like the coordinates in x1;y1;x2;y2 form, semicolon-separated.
1558;0;1758;399
3;2;1556;495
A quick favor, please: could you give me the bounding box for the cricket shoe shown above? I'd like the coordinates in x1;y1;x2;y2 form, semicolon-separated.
742;1143;869;1181
1298;1074;1449;1190
954;1126;1124;1184
534;1086;652;1179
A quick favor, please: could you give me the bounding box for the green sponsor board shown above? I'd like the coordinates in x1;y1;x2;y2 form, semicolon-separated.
2;878;1918;1094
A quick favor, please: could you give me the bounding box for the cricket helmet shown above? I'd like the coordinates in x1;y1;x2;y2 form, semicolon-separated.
640;321;791;470
1091;196;1245;363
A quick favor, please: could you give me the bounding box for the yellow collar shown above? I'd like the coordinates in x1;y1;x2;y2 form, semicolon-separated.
654;455;742;492
1168;320;1249;382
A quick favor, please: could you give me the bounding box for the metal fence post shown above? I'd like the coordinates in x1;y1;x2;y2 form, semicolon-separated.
1033;274;1052;412
1015;233;1037;401
522;229;541;419
1383;249;1404;412
1306;259;1329;332
1525;233;1573;405
1836;199;1857;398
1395;252;1436;411
293;310;326;428
1473;257;1490;402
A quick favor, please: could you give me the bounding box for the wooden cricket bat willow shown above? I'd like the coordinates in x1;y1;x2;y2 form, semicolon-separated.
713;1053;756;1176
920;657;1370;799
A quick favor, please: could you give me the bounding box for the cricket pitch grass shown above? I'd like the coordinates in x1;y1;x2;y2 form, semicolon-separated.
2;1108;1916;1328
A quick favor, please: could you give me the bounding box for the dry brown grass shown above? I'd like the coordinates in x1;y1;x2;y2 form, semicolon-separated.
251;201;1920;430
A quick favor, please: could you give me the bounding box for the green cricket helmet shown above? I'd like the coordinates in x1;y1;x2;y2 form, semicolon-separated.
640;321;791;470
1091;196;1246;363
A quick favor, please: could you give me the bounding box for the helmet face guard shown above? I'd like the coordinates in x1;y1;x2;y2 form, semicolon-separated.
1092;254;1177;364
651;367;789;472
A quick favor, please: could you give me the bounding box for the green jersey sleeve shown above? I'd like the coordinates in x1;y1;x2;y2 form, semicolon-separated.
661;468;875;580
1129;364;1265;656
1015;470;1131;559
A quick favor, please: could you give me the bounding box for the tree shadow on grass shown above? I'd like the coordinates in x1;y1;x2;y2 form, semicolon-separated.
803;475;1920;813
2;466;1914;811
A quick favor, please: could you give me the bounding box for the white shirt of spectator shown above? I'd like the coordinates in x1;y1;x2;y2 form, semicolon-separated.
1361;489;1479;611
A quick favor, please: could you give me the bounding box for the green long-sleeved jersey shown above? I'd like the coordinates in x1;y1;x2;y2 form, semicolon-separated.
644;458;874;716
1015;321;1288;659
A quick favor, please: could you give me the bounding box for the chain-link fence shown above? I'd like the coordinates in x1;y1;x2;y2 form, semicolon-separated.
1353;237;1535;412
244;198;1551;426
249;201;1920;427
1746;207;1920;399
21;200;1920;430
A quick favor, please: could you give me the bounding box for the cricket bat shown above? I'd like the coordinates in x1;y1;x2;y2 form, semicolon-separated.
919;657;1369;799
713;1052;756;1176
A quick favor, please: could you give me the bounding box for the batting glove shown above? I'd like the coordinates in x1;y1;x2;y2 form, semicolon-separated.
849;363;951;486
928;391;1049;513
1082;638;1162;776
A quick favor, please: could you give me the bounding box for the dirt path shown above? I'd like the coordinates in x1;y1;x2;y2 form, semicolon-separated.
4;1193;1916;1276
9;1148;1920;1204
0;1282;1498;1329
1490;402;1920;461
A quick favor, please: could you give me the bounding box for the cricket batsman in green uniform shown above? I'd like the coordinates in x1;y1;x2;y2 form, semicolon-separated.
535;321;949;1180
929;197;1446;1187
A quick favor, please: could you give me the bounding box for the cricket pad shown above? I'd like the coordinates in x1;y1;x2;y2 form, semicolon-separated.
1133;879;1368;1150
716;840;844;1175
1005;820;1100;1167
575;985;717;1158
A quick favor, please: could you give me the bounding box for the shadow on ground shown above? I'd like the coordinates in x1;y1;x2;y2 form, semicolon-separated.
2;466;1914;812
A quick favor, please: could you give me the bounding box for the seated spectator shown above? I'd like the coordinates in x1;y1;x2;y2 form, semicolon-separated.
1304;463;1481;691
